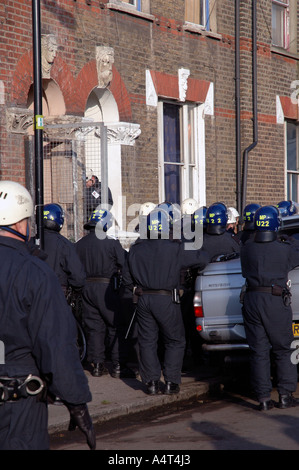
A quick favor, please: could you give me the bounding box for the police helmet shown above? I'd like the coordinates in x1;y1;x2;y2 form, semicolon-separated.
276;200;296;217
228;207;239;219
147;209;170;239
139;202;156;218
227;208;237;224
157;201;181;223
192;206;207;228
254;205;281;242
0;181;34;226
43;203;64;231
181;198;199;215
243;203;261;231
84;208;113;232
206;202;228;235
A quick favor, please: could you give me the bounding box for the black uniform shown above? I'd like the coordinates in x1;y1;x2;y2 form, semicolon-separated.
241;236;299;404
180;219;205;368
76;230;126;369
202;231;240;261
239;229;254;245
43;228;86;294
0;237;91;450
123;238;210;387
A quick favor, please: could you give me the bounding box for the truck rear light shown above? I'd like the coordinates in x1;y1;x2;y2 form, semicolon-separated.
196;324;202;332
194;305;203;317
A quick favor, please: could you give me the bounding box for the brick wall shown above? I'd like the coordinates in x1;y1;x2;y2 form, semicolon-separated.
0;0;298;219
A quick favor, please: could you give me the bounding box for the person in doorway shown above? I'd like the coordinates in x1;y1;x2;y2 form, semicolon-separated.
85;174;113;221
0;181;95;450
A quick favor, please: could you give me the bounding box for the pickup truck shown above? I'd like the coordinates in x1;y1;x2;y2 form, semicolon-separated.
193;214;299;355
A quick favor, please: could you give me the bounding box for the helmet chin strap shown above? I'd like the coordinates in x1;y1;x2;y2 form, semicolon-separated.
0;223;29;242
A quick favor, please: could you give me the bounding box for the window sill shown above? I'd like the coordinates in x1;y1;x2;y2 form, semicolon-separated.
270;45;299;61
106;3;154;22
183;22;222;40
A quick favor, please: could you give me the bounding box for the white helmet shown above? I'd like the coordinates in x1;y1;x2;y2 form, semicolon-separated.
0;181;34;225
228;207;239;219
182;198;199;215
139;202;156;218
227;208;237;224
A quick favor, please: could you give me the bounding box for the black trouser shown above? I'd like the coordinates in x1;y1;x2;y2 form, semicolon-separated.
82;281;121;364
243;292;297;402
118;286;139;365
137;294;186;384
0;397;48;450
180;288;202;362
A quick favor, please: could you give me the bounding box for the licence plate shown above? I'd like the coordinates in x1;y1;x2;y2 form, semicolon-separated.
293;323;299;337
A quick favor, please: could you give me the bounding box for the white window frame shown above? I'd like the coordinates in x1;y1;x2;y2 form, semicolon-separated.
285;120;299;201
185;0;211;30
157;101;206;206
120;0;141;11
272;0;290;49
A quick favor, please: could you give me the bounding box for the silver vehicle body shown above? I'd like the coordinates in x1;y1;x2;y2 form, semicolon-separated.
193;215;299;352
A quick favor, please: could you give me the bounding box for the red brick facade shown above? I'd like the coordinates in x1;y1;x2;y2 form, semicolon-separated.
0;0;298;222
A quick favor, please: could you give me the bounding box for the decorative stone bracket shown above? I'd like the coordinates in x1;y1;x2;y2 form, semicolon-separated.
178;68;190;102
45;118;141;145
99;122;141;146
6;107;34;134
6;111;141;146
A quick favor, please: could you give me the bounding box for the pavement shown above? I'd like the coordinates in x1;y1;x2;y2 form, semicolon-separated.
48;360;222;436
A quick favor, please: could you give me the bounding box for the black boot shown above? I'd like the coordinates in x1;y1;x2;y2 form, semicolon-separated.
92;363;107;377
146;380;159;395
258;399;274;411
164;381;180;395
119;364;139;378
278;393;299;409
111;362;121;378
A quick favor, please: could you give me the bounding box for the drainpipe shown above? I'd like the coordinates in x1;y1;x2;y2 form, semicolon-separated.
32;0;44;250
241;0;258;212
235;0;241;215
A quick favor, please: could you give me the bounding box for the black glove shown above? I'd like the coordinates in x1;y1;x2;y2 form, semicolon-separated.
67;403;96;450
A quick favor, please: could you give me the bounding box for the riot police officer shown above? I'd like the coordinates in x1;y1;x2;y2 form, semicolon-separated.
134;201;156;235
180;204;206;369
202;202;240;261
181;198;199;219
180;198;200;243
239;203;261;244
241;205;299;410
192;206;207;233
226;208;240;243
76;208;126;378
123;208;210;395
42;203;86;296
0;181;95;450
